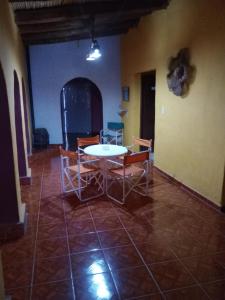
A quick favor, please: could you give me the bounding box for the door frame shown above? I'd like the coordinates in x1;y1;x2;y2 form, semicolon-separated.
140;70;156;151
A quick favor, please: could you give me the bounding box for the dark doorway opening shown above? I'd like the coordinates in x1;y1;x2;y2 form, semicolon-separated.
61;77;103;150
14;71;27;177
140;71;156;152
0;64;19;222
22;79;31;155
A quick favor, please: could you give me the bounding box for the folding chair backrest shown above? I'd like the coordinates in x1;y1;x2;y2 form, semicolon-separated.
124;151;149;166
59;146;103;201
100;123;123;145
59;146;77;159
77;135;100;147
108;122;124;130
133;138;152;149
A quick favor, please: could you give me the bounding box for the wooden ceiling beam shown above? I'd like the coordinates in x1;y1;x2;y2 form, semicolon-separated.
15;0;168;25
9;0;115;3
23;27;128;45
19;19;87;34
18;9;149;34
10;0;169;44
21;18;138;43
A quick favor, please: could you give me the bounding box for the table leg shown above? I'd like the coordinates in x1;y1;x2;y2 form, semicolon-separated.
99;157;107;193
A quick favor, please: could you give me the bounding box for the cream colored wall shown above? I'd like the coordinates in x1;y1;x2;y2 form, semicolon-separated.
121;0;225;206
0;0;30;221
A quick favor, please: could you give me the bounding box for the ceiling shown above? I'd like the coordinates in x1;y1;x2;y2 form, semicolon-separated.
9;0;170;45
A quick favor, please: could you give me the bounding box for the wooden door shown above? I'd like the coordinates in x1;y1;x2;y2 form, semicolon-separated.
61;77;103;150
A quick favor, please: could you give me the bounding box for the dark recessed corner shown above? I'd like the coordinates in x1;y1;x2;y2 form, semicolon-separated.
221;206;225;213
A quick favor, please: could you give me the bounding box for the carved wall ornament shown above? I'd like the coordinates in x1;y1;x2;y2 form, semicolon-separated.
167;48;194;97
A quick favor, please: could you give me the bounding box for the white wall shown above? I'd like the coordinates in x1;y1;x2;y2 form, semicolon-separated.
29;36;121;144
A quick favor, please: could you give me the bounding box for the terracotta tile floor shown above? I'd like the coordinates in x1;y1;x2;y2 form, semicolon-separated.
1;148;225;299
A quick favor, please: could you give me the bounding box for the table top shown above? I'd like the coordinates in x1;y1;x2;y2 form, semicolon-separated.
84;144;127;157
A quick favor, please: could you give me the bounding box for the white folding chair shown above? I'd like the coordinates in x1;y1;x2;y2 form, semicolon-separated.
100;122;124;145
59;146;103;202
77;135;100;159
125;137;153;179
127;137;152;157
77;135;100;148
106;151;150;205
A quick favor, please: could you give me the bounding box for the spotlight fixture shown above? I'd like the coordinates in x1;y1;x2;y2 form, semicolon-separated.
86;39;102;61
86;16;102;61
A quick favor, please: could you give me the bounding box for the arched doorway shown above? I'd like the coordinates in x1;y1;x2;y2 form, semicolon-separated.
61;77;103;150
22;78;31;155
14;70;26;177
0;63;19;222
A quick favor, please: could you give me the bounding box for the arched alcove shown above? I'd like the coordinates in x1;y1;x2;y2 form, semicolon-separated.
22;78;31;154
0;63;19;222
14;70;26;177
61;77;103;150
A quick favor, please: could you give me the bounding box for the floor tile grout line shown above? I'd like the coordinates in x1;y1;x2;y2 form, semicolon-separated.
29;164;45;300
142;216;225;261
114;208;166;300
126;293;162;300
18;151;225;298
183;219;225;245
33;253;75;261
62;196;77;300
36;234;68;241
168;247;211;299
144;214;225;254
167;249;225;263
198;277;225;297
28;278;74;288
151;282;211;294
87;203;122;300
171;178;225;217
188;211;225;239
199;277;225;285
70;242;132;255
68;241;225;263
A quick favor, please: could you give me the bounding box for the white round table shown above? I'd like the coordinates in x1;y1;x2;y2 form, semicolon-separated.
84;144;127;157
84;144;127;193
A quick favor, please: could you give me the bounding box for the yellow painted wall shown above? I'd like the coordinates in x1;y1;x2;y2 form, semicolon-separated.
0;0;30;221
121;0;225;206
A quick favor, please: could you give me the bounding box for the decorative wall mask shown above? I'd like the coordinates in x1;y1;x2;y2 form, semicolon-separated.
167;48;193;96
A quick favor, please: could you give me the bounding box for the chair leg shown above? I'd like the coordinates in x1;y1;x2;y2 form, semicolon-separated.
145;162;149;195
60;159;66;193
77;171;104;202
106;175;125;205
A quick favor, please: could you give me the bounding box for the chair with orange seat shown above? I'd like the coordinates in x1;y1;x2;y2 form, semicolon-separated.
77;134;100;158
125;137;153;177
106;150;150;205
77;135;100;148
127;137;152;156
59;146;103;202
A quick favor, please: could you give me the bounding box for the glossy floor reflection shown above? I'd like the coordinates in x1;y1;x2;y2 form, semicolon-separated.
1;148;225;299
